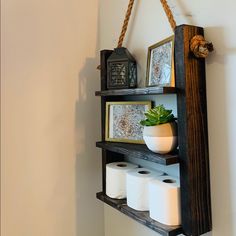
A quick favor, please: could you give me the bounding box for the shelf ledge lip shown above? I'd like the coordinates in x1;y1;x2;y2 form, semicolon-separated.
96;141;179;166
96;192;183;236
95;87;177;96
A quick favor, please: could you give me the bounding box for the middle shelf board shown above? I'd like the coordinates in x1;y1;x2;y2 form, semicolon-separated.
97;192;183;236
95;87;177;97
96;141;179;165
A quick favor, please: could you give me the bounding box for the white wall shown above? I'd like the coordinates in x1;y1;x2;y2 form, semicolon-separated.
1;0;104;236
99;0;236;236
2;0;236;235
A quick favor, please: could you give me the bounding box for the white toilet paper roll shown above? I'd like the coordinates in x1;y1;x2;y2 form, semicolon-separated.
149;175;181;226
126;168;164;211
106;162;138;199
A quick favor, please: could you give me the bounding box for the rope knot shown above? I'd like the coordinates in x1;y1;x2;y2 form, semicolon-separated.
190;35;214;58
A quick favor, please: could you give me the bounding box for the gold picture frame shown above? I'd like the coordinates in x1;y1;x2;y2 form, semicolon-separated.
105;101;152;144
146;36;175;87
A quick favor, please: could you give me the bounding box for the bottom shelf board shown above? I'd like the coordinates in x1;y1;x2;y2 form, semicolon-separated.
96;192;183;236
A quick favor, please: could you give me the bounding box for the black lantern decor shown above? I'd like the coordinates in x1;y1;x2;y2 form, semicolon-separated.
107;47;137;89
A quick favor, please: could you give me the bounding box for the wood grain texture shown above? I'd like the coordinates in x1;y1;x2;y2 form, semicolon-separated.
175;25;212;236
97;192;183;236
96;141;179;165
95;87;177;96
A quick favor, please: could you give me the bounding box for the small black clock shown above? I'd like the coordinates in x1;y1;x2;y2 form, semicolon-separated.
107;47;137;89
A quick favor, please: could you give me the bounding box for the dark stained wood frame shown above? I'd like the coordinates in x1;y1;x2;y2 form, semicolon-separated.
96;141;179;165
95;86;177;96
97;192;183;236
174;25;212;236
96;25;212;236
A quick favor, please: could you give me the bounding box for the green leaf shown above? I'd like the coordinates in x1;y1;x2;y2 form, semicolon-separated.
140;105;175;126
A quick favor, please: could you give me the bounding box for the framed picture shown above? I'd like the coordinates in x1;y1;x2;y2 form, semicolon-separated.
105;101;152;144
146;36;175;87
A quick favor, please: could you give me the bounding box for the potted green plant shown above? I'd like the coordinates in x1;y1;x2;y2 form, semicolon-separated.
140;105;178;154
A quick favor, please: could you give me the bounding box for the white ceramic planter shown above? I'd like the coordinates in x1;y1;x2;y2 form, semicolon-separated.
143;122;178;154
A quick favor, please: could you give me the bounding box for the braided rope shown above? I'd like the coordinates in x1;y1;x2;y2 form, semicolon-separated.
117;0;176;48
117;0;135;48
160;0;176;30
97;0;213;71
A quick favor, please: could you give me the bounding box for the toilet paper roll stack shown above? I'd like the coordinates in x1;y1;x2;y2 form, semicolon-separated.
149;175;181;226
126;168;164;211
106;162;138;199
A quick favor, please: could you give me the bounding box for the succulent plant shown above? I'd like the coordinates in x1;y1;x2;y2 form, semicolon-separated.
140;105;175;126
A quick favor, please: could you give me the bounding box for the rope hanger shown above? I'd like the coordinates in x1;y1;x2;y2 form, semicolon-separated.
117;0;176;48
117;0;213;58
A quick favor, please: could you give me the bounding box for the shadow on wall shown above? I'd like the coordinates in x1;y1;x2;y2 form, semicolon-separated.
75;57;103;236
205;26;235;236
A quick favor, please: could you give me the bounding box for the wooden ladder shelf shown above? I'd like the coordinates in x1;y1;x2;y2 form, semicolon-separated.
95;24;212;236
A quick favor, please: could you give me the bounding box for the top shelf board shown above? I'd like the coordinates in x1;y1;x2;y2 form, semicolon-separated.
95;87;177;97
